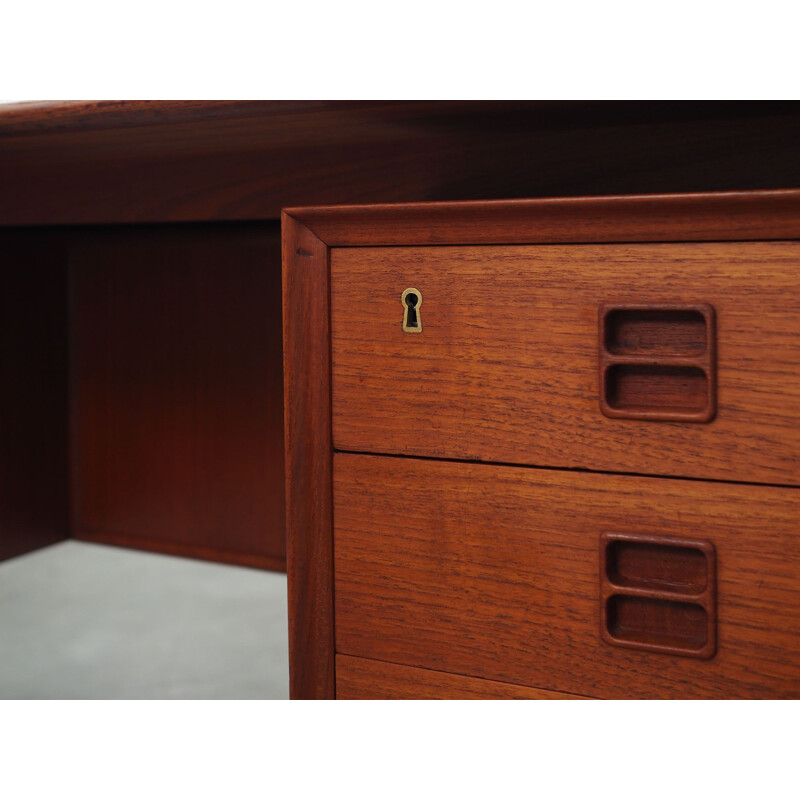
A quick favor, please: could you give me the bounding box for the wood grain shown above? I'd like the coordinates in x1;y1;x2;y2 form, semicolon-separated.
282;214;335;699
0;101;326;136
0;230;70;561
288;191;800;700
331;242;800;486
74;528;286;572
333;453;800;699
336;655;586;699
71;223;286;569
289;189;800;246
3;100;791;138
4;103;800;225
599;303;716;423
599;533;717;659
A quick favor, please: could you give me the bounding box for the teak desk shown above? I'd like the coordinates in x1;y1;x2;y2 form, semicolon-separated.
2;101;800;574
284;191;800;699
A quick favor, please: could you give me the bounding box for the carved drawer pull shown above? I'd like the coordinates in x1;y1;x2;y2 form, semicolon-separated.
599;303;717;423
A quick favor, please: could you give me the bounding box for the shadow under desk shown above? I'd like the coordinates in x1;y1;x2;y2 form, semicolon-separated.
0;223;286;570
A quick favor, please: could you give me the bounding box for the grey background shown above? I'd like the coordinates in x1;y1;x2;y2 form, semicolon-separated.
0;541;289;699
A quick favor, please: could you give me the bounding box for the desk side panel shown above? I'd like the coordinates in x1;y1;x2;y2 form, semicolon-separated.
70;223;286;570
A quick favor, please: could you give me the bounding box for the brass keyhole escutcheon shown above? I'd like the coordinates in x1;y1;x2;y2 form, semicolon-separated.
401;288;422;333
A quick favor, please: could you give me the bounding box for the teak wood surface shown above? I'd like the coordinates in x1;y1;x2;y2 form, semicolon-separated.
598;302;717;424
5;104;800;572
336;655;586;699
331;242;800;486
334;454;800;699
282;215;335;699
282;190;800;699
71;225;286;569
5;102;800;226
0;222;288;570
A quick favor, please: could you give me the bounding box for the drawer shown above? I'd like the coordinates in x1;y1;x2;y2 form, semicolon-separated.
333;452;800;699
331;242;800;486
336;655;585;699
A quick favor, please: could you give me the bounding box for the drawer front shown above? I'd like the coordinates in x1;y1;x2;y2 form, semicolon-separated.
336;655;585;699
331;242;800;486
333;453;800;699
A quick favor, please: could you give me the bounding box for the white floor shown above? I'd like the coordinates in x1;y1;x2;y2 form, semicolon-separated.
0;540;289;699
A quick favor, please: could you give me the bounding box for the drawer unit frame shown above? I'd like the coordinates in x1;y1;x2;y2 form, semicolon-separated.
282;190;800;700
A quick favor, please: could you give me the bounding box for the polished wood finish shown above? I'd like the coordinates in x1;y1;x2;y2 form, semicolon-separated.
5;103;800;226
5;104;799;574
330;240;800;486
334;453;800;699
336;655;586;699
282;214;335;699
599;303;717;423
287;189;800;246
600;533;717;659
0;231;69;561
285;190;800;699
4;101;793;139
0;101;304;135
70;224;286;569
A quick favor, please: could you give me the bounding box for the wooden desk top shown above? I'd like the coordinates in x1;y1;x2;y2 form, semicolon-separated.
2;100;799;226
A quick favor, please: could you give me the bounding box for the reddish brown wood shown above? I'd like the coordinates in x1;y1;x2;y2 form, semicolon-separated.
75;529;286;572
3;101;790;138
285;190;800;700
600;533;717;659
336;655;587;699
603;306;710;356
4;103;800;225
282;213;335;699
71;224;286;569
604;535;710;592
334;453;800;699
0;230;70;561
329;241;800;486
287;189;800;246
0;101;328;136
599;303;716;423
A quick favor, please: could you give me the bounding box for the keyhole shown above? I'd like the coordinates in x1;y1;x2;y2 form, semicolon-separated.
406;293;418;327
401;288;422;333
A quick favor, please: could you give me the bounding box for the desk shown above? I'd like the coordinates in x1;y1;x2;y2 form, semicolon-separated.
1;100;799;568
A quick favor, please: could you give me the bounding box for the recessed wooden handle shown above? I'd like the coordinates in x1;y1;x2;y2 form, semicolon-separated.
600;532;717;659
599;303;716;422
